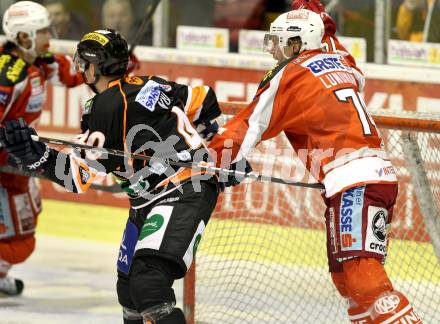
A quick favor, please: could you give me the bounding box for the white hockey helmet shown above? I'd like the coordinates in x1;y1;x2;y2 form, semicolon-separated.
264;9;324;58
2;1;51;45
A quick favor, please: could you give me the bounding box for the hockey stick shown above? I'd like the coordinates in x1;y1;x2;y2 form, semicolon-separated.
0;165;123;193
128;0;161;54
31;135;325;189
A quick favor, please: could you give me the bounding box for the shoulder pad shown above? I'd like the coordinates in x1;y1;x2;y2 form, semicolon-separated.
0;54;28;86
258;58;291;89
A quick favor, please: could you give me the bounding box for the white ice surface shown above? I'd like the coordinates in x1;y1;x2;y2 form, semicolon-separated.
0;235;183;324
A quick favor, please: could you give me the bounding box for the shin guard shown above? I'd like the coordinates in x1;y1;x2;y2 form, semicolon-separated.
332;269;372;323
369;290;422;323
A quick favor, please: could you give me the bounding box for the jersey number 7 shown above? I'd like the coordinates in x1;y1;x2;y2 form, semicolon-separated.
334;88;377;136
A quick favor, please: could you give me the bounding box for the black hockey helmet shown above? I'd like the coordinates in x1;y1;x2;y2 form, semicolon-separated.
74;29;129;77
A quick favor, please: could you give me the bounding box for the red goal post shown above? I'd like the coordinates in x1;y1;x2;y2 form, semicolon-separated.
183;102;440;323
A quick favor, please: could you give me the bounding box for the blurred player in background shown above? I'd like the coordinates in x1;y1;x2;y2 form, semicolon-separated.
0;29;223;324
0;1;83;297
291;0;365;91
102;0;134;41
43;0;88;40
101;0;151;46
210;9;422;323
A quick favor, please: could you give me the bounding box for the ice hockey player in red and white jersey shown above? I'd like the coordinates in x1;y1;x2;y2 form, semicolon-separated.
209;9;422;323
0;1;83;296
291;0;365;91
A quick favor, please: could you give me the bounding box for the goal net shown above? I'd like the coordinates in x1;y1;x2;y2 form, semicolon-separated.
183;103;440;324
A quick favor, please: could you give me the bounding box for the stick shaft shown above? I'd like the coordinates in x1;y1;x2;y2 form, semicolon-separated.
0;165;122;193
32;135;324;189
129;0;161;54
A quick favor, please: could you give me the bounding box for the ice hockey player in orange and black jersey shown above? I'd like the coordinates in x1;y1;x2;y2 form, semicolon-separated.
74;72;222;198
0;29;222;324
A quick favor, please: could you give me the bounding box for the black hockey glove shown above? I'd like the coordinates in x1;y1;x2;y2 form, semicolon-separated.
219;158;253;191
34;51;56;66
0;118;51;172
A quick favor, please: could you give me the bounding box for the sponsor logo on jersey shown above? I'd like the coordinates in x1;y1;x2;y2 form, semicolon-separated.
375;166;396;177
366;206;389;255
303;54;351;77
135;80;171;111
138;213;164;240
6;58;26;83
339;186;364;252
121;178;149;196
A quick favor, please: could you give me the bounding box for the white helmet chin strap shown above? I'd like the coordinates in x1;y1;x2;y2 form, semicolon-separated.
280;44;297;60
15;31;38;59
282;47;291;59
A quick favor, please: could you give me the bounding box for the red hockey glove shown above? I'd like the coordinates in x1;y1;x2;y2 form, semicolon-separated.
291;0;337;36
291;0;326;13
34;51;56;66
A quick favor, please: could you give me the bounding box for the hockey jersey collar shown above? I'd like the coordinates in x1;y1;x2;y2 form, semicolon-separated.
107;78;122;89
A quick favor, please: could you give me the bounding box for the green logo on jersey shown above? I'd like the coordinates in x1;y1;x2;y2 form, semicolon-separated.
119;178;148;196
139;214;164;240
193;234;202;256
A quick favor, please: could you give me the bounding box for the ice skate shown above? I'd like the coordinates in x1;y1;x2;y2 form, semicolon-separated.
0;276;24;296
